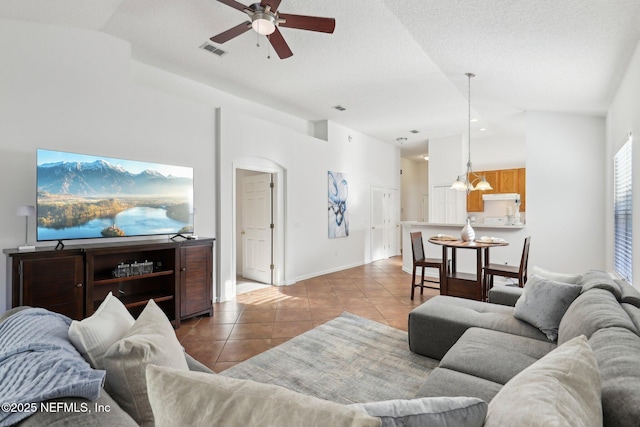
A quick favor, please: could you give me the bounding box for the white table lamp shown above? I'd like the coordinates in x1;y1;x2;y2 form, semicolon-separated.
17;205;36;252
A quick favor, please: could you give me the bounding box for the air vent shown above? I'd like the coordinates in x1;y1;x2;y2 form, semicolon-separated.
410;129;420;134
200;42;227;57
333;105;347;111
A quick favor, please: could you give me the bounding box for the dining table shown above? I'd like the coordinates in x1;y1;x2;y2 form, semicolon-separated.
428;237;509;301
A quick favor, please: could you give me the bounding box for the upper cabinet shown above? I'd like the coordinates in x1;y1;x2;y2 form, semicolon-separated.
467;168;526;212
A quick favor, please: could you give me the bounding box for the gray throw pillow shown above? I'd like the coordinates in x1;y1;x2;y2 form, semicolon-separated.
514;275;581;341
103;299;188;426
145;365;381;427
485;335;601;427
350;396;487;427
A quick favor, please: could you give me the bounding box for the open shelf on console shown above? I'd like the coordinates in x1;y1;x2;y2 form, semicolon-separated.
94;269;174;285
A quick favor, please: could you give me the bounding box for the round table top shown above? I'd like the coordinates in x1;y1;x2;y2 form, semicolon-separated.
428;238;509;248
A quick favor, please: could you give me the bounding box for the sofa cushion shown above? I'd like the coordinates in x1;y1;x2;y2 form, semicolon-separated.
558;289;639;345
616;279;640;308
513;275;581;341
68;292;135;369
409;296;547;360
578;270;623;300
438;327;555;385
103;299;188;426
351;396;487;427
529;265;582;284
621;303;640;334
145;365;381;427
487;285;522;307
485;335;602;427
588;326;640;427
416;368;502;404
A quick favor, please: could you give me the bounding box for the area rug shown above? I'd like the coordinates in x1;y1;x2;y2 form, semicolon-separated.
220;312;438;404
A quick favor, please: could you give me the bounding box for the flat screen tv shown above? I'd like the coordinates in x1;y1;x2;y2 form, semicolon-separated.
36;149;194;243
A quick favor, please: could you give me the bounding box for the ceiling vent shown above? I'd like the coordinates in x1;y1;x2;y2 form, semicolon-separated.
200;42;227;57
410;129;420;134
333;105;347;111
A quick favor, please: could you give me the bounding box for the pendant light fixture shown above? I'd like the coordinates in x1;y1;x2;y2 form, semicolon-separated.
451;73;492;193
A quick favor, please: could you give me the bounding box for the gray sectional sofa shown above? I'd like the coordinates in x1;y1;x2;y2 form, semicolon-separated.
408;270;640;426
4;269;639;426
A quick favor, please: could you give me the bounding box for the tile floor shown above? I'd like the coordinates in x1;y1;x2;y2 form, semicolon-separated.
177;256;439;372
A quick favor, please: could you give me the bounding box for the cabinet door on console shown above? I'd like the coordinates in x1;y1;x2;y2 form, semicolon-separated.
19;255;84;319
180;241;213;320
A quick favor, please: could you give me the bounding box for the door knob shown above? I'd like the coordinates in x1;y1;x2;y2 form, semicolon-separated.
241;231;246;235
76;283;83;288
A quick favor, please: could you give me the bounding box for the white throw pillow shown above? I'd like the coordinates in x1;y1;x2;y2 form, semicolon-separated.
514;275;581;341
145;365;381;427
485;335;602;427
529;265;582;284
351;396;487;427
103;299;188;426
68;291;135;369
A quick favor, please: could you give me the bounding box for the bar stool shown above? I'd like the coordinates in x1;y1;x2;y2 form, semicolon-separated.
410;231;446;300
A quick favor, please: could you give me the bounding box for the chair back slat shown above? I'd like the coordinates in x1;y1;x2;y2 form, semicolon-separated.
410;232;425;262
519;236;531;283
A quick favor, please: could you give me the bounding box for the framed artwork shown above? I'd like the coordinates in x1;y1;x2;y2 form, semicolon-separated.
328;171;349;238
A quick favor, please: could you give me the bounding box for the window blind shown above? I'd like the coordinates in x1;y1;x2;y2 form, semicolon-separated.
614;136;633;283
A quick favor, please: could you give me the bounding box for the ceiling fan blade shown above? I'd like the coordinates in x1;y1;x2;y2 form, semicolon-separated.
217;0;249;12
278;14;335;33
260;0;282;12
210;22;251;43
268;28;293;59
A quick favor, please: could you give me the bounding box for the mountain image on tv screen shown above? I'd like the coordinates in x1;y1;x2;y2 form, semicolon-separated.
36;149;194;241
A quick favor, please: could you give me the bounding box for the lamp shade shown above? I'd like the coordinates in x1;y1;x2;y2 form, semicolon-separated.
16;205;36;217
451;179;467;191
474;178;493;191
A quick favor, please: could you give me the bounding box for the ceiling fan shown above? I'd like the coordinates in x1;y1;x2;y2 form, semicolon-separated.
210;0;336;59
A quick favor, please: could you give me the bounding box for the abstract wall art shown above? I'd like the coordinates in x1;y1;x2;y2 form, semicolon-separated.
328;171;349;238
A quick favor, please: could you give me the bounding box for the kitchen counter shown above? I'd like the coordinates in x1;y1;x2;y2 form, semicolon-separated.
404;221;525;229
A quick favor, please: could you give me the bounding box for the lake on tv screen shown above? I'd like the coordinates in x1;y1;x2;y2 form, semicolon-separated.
37;207;190;240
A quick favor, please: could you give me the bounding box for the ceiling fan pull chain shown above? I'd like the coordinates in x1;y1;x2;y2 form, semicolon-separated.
256;26;260;47
267;35;271;59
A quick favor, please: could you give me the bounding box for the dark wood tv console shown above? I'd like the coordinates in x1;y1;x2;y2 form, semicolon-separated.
3;238;215;328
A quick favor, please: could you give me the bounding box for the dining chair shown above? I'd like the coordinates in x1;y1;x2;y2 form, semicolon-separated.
483;236;531;299
410;231;446;300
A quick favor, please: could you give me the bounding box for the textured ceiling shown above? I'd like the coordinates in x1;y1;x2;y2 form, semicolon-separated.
2;0;639;161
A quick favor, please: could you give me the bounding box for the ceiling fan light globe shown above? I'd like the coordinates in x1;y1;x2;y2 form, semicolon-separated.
252;13;276;35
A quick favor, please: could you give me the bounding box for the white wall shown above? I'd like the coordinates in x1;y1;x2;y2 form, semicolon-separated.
0;20;216;312
428;135;465;190
401;158;429;221
471;134;526;170
217;112;400;301
0;19;401;310
606;39;640;285
526;112;606;273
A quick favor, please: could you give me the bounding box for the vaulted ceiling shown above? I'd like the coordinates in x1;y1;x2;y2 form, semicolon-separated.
2;0;639;160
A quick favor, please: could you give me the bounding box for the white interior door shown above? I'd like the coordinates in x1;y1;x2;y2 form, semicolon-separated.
242;173;272;284
371;187;400;261
388;188;400;256
430;185;466;224
371;187;386;261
